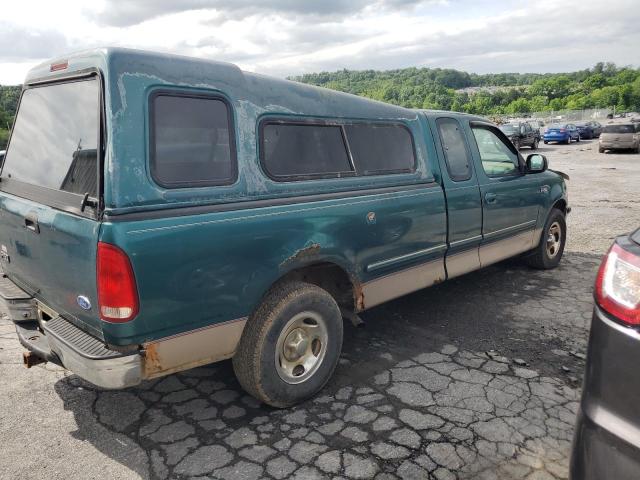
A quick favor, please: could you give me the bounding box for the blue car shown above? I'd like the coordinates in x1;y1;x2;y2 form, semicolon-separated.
543;123;580;144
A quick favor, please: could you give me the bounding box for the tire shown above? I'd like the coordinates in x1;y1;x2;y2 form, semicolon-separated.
565;137;571;144
514;139;520;150
576;135;581;142
524;208;566;270
531;139;539;150
543;140;548;144
233;281;343;408
599;146;605;153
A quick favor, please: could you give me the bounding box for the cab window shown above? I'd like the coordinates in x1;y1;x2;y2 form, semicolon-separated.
436;118;472;181
471;126;519;176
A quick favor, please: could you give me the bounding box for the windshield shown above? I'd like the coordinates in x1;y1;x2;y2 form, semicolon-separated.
603;125;634;134
499;124;518;134
2;78;99;196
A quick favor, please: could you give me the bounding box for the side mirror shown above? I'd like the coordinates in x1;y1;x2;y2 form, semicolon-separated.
526;153;547;173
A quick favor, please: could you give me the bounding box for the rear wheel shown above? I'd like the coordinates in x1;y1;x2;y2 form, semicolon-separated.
599;146;605;153
543;140;548;144
532;139;539;150
524;208;566;270
576;134;581;142
233;281;343;407
565;136;571;144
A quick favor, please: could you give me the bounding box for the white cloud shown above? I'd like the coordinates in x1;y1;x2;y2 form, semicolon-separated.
0;0;638;85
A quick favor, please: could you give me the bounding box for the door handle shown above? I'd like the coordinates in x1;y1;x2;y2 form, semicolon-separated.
24;215;39;234
484;193;497;205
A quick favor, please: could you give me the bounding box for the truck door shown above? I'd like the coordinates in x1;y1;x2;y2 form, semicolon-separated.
467;121;542;267
432;116;482;278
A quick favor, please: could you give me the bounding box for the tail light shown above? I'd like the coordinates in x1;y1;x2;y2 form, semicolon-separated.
559;129;566;133
595;243;640;326
97;242;139;322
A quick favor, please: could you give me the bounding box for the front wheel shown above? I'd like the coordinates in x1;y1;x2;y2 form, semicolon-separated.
524;208;566;270
233;281;343;407
576;135;581;142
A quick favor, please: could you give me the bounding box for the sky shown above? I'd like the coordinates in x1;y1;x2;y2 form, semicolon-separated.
0;0;639;85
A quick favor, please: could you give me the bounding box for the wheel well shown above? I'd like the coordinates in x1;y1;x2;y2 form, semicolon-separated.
552;199;567;215
278;263;360;313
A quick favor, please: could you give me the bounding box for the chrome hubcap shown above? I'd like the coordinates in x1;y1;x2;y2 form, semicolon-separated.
546;221;562;258
275;311;328;384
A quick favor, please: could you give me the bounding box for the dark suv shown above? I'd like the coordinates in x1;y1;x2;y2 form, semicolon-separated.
499;122;539;150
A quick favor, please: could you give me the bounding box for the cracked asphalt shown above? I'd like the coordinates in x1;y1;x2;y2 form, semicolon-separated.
1;139;638;480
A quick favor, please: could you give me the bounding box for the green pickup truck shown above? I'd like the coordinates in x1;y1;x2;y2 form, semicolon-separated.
0;48;569;407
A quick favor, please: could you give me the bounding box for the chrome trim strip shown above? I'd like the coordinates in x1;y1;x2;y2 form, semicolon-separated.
596;306;640;341
449;235;483;248
366;244;447;272
362;259;446;309
142;317;248;379
483;220;536;240
584;400;640;451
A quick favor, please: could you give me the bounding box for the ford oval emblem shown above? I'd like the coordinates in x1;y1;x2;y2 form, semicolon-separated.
77;296;92;310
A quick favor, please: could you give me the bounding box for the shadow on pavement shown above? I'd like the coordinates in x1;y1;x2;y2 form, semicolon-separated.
54;252;601;480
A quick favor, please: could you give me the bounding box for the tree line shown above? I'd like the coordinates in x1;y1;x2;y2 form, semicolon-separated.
293;62;640;116
1;62;639;149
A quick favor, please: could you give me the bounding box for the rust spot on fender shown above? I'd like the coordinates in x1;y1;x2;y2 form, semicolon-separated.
354;281;365;311
280;243;321;268
142;343;162;377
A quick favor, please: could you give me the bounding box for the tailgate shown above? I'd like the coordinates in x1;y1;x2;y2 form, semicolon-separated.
0;75;103;338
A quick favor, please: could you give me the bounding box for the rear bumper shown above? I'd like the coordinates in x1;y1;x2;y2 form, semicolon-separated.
16;318;143;389
599;141;637;149
543;134;569;142
570;307;640;479
0;273;142;389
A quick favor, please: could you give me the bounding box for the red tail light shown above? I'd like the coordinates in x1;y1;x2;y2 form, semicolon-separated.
595;243;640;326
559;129;566;133
97;242;139;323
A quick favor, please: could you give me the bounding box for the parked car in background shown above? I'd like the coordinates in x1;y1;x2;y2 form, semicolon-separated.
599;124;640;153
0;48;570;407
527;120;544;141
570;228;640;480
499;122;539;149
576;121;603;139
543;124;580;144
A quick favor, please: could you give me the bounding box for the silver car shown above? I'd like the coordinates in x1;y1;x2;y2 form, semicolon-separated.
599;124;640;153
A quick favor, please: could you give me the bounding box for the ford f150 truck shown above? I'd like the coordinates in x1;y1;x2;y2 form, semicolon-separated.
0;48;569;407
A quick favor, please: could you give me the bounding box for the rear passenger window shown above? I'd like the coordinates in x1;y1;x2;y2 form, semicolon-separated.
150;93;236;188
345;124;415;175
262;123;353;179
436;118;472;181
